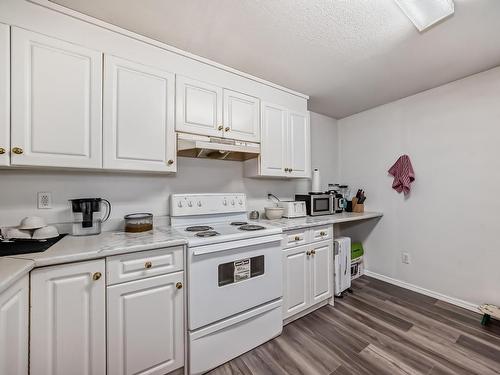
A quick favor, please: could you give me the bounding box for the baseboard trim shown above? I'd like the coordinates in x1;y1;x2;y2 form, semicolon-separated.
364;270;479;312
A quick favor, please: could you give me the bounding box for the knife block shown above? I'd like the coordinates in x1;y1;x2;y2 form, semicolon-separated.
352;197;365;213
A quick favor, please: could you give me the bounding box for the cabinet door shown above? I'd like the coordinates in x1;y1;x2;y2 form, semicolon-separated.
223;89;260;142
288;111;311;178
0;24;9;166
176;75;223;137
107;272;184;375
283;245;309;319
11;27;102;168
0;275;29;375
260;102;288;177
30;260;106;375
310;241;333;305
103;55;176;172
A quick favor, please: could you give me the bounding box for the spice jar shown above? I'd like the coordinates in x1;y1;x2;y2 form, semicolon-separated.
124;213;153;233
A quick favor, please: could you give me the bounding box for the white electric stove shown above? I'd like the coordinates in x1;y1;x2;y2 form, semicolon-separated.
170;193;284;375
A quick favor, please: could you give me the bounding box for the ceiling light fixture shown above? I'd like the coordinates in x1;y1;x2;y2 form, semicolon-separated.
394;0;455;32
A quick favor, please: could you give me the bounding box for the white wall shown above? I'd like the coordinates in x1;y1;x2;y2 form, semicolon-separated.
338;66;500;307
0;113;337;228
309;112;340;191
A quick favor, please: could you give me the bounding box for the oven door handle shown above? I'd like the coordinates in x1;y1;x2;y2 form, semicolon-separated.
192;234;284;256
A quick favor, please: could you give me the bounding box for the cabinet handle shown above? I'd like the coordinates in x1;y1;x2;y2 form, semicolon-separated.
144;261;152;269
12;147;23;155
306;251;311;256
289;168;293;172
294;236;300;241
176;282;183;289
218;125;223;131
225;127;230;132
311;249;316;255
92;272;102;281
320;231;326;236
0;147;5;154
167;159;174;165
284;168;289;172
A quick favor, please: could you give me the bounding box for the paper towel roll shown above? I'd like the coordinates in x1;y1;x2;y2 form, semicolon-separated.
311;168;321;193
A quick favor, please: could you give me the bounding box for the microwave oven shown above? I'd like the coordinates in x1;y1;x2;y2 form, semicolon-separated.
294;194;333;216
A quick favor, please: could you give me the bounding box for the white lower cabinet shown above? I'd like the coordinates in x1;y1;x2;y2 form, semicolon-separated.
0;275;29;375
283;226;333;321
282;245;309;318
30;260;106;375
107;271;184;375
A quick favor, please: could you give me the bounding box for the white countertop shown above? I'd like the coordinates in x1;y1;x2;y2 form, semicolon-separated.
259;211;383;231
0;212;382;294
0;257;35;294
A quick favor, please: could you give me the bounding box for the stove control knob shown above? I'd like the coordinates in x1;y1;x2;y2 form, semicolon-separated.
197;201;202;207
177;201;183;208
223;199;228;206
231;200;235;206
188;201;193;207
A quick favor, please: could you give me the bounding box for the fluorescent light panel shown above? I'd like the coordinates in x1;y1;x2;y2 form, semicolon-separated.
394;0;455;31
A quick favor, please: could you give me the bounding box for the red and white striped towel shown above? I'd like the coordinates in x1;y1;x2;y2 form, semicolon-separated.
388;155;415;195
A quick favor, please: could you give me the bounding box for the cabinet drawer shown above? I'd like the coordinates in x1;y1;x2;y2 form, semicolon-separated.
311;225;333;243
284;229;308;249
106;246;183;285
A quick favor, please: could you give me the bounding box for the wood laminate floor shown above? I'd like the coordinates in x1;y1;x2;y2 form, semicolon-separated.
207;276;500;375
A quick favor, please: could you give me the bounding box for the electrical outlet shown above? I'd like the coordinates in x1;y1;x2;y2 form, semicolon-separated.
402;252;411;264
37;192;52;209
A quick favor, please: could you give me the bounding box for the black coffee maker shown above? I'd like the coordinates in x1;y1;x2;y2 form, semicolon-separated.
69;198;111;236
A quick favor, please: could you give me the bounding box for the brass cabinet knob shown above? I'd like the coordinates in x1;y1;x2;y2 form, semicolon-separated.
218;125;223;131
294;236;300;241
320;231;326;236
311;249;316;255
176;282;183;289
167;159;174;165
225;127;230;132
289;168;293;172
144;261;152;269
284;168;289;172
306;251;311;256
0;147;5;154
92;272;102;281
12;147;23;155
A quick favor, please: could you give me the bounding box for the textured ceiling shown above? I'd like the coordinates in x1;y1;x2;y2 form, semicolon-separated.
50;0;500;118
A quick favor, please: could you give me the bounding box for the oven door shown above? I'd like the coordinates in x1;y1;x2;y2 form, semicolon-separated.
311;196;332;215
188;234;283;330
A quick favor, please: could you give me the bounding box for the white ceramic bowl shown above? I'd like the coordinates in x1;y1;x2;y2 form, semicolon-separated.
265;207;284;220
32;225;59;240
5;227;32;240
19;216;46;230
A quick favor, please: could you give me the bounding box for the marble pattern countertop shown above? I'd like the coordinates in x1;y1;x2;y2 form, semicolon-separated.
0;257;35;294
0;212;382;294
259;211;383;231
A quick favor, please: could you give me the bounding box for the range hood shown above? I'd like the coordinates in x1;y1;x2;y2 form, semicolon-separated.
177;133;260;161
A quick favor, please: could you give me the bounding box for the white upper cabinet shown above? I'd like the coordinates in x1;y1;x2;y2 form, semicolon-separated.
0;24;9;166
30;260;106;375
223;89;260;142
176;76;223;137
10;27;102;168
103;55;176;172
258;102;310;178
0;275;29;375
288;111;311;178
260;102;288;176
